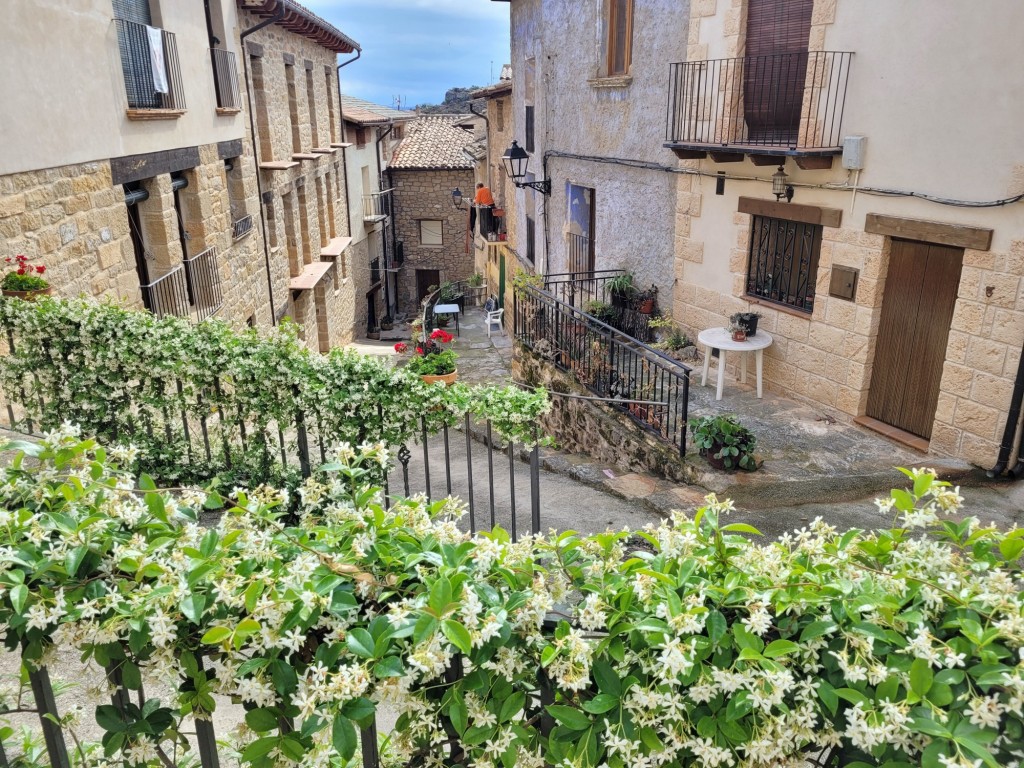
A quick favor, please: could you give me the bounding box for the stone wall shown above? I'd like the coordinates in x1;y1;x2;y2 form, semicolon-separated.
514;345;695;484
392;168;474;309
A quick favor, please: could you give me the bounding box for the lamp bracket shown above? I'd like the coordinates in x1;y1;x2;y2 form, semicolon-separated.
514;178;551;195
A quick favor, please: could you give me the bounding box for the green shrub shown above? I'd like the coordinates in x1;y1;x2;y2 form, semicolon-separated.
690;413;759;470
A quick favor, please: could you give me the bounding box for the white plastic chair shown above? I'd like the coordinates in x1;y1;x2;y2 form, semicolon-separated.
486;307;505;338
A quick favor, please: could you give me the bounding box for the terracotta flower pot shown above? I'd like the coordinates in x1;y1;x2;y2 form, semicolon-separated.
2;286;52;301
420;369;458;386
731;330;747;342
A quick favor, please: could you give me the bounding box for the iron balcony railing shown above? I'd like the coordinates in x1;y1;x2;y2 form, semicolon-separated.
232;214;253;240
140;264;190;319
567;232;593;275
184;246;223;321
516;285;691;455
544;270;656;342
114;18;186;110
362;188;393;221
140;247;222;322
210;47;240;110
666;51;853;151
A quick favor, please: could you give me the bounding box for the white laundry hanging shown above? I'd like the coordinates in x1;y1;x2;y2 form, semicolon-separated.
145;25;169;94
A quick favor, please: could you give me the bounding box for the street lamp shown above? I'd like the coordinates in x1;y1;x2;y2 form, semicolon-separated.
451;187;464;209
502;140;551;195
772;165;794;203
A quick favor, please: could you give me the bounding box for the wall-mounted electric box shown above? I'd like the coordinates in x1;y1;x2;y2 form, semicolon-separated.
842;135;866;170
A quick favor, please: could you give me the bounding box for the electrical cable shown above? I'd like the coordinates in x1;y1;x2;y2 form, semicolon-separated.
544;149;1024;209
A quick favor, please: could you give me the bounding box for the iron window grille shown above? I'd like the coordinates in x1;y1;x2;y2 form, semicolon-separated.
114;18;185;110
210;48;241;110
745;214;822;313
232;215;253;240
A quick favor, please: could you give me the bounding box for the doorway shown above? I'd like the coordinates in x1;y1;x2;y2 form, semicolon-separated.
866;239;963;440
416;269;440;304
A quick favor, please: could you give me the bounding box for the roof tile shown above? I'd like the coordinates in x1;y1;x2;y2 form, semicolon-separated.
389;115;476;170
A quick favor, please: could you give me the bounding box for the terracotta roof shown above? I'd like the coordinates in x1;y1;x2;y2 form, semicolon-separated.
340;94;411;125
470;80;512;99
389;115;476;170
237;0;359;53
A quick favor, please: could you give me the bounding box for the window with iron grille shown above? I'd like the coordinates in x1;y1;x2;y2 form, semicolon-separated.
745;215;821;313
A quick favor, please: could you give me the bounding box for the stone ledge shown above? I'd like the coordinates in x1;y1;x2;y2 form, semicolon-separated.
290;261;334;291
587;75;633;89
291;153;321;161
125;108;186;121
258;161;300;171
215;107;242;116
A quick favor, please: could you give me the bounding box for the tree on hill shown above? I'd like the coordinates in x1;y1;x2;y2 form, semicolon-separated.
415;85;485;115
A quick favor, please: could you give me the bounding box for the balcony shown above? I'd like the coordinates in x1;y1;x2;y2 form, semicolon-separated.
141;247;223;322
210;47;241;112
362;188;393;224
665;51;853;169
114;18;186;117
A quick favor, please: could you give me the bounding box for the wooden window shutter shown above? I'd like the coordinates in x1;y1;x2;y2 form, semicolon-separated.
745;0;813;57
607;0;633;76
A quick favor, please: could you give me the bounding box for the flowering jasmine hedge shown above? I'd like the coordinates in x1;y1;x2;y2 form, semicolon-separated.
0;297;549;487
1;432;1023;768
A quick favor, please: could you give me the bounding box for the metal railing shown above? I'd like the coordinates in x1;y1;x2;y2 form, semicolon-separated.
114;18;185;110
210;47;240;109
666;51;853;150
140;264;190;319
515;285;691;455
184;246;223;321
567;232;593;275
362;188;393;220
232;214;253;240
544;270;656;342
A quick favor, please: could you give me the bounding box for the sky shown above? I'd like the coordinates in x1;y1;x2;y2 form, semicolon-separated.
304;0;511;110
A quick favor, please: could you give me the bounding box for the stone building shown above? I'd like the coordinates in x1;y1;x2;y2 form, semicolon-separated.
0;0;361;350
388;115;476;310
497;0;1024;470
339;94;413;333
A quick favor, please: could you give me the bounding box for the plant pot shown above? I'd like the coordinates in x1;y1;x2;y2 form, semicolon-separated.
2;286;52;301
421;370;458;386
637;298;655;314
436;315;450;328
732;330;747;342
738;314;759;336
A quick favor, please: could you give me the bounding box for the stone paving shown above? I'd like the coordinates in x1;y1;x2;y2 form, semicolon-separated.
356;308;1024;532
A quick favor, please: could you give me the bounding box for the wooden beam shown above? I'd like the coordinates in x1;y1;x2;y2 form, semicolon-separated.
748;155;786;167
668;147;707;160
738;196;842;228
794;155;834;170
864;213;993;251
709;151;745;163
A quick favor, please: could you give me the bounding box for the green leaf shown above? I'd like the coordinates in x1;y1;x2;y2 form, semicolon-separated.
910;716;951;739
726;690;753;720
372;656;404;679
720;523;763;536
546;705;590;731
763;639;800;658
706;610;727;644
347;628;376;659
429;576;453;616
910;657;933;696
201;626;231;645
241;736;278;763
442;620;473;655
499;691;527;722
341;697;375;726
449;698;468;735
65;545;89;577
800;620;837;642
9;584;27;615
592;660;622;697
121;660;142;690
245;708;278;732
582;694;618;715
180;594;206;624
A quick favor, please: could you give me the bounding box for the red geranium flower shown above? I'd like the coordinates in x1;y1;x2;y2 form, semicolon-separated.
394;342;408;353
415;346;423;355
35;266;45;274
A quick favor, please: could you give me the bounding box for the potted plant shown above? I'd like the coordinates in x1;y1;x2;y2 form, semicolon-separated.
395;329;458;385
634;285;658;314
1;255;50;300
438;280;465;312
730;310;762;337
607;272;636;308
728;323;747;342
584;299;617;325
689;414;759;471
379;314;394;331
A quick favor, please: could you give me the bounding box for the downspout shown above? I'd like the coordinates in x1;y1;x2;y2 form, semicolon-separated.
988;336;1024;478
240;5;285;325
336;50;361;145
386;165;398;314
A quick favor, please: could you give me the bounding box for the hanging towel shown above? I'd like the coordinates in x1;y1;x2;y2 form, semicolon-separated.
145;25;169;94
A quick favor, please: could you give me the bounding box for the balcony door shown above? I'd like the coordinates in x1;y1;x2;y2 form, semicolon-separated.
743;0;812;145
566;184;595;275
113;0;161;109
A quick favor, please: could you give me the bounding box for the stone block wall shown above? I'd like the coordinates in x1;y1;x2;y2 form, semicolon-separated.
0;161;140;306
392;168;474;309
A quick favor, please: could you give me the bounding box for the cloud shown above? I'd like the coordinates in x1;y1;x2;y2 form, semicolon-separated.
307;0;509;22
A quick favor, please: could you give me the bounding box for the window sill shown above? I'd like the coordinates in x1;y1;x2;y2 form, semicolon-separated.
587;75;633;89
744;296;814;320
215;107;241;116
126;108;186;121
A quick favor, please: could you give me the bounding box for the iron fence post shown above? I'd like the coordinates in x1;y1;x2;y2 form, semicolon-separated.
26;665;71;768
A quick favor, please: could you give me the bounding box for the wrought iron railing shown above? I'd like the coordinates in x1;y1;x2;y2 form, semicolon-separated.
114;18;186;110
210;47;240;109
544;270;656;342
567;232;593;275
362;188;393;220
666;51;853;150
232;214;253;240
515;285;691;455
140;264;190;319
184;246;223;321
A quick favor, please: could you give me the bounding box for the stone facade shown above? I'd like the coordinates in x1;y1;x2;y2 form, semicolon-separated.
392;168;475;309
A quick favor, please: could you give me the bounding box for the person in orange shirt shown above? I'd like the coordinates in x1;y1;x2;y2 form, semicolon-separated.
473;183;495;234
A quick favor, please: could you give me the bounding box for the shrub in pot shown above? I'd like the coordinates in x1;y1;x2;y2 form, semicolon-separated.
607;272;636;307
689;413;759;470
730;310;762;337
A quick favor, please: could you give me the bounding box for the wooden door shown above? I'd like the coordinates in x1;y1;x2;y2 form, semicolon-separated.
415;269;440;305
866;239;963;439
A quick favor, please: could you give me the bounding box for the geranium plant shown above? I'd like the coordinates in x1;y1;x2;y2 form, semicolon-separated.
1;254;48;292
396;328;457;376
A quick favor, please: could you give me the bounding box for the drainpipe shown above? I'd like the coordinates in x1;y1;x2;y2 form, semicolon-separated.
386;165;398;315
375;124;395;314
988;336;1024;478
336;50;361;145
240;5;285;325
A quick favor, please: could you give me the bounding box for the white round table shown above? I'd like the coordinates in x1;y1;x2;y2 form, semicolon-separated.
697;328;774;401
